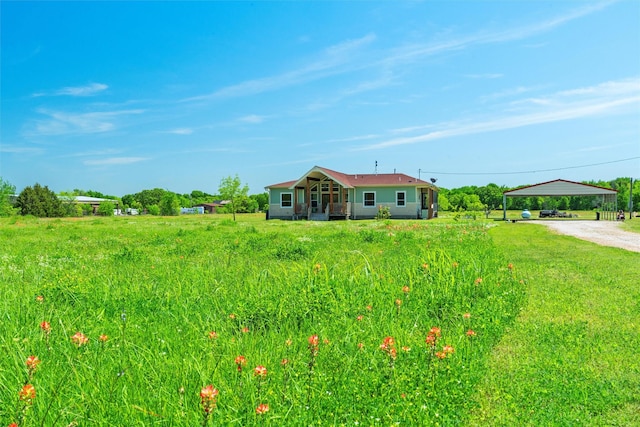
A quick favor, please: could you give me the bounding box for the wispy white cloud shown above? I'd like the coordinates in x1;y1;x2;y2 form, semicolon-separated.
480;85;545;103
0;144;44;154
83;157;149;166
27;108;144;136
354;77;640;151
165;128;194;135
181;1;611;110
464;73;504;80
238;115;267;124
327;134;381;143
379;1;614;69
32;83;108;97
183;33;377;102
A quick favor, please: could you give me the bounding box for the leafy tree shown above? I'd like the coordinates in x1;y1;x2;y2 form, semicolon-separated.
218;175;249;221
437;192;450;211
250;192;269;211
122;188;166;209
15;183;65;217
159;192;180;216
147;204;160;215
0;177;17;217
97;201;115;216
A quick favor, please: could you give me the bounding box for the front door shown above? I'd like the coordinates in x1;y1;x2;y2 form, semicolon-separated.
321;194;330;213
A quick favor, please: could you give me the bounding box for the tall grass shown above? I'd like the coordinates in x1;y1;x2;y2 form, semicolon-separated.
1;215;523;425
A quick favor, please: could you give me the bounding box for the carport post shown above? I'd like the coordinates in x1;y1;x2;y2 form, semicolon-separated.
502;194;507;220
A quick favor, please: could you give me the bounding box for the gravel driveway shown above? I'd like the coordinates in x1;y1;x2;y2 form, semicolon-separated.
534;220;640;253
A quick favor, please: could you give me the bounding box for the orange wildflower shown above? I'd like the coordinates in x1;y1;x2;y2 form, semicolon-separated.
402;285;410;294
208;331;218;340
256;403;269;415
199;384;219;414
19;384;36;403
241;327;250;333
463;312;471;319
466;329;476;337
429;327;441;337
26;355;40;373
254;365;267;378
99;334;109;343
308;334;319;355
71;332;88;347
40;321;51;334
380;336;397;359
474;277;483;285
443;345;455;354
234;355;247;372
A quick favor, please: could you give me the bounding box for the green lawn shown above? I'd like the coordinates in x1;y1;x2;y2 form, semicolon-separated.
1;215;638;426
469;222;640;426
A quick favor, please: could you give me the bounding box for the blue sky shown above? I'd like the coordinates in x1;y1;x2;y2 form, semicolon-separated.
2;1;639;196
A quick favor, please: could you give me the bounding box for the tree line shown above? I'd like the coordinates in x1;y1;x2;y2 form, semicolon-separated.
1;176;638;219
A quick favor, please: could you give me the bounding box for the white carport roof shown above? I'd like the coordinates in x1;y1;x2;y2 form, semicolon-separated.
504;179;617;197
502;179;617;220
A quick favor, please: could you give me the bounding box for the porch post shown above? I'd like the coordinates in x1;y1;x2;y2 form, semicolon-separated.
306;178;311;215
329;181;333;214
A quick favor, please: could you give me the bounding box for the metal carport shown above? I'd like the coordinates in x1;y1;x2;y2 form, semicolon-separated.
502;179;618;220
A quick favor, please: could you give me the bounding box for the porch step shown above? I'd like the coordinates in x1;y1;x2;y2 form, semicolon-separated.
309;213;328;221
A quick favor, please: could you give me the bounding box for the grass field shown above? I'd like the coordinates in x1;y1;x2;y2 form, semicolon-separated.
1;214;637;426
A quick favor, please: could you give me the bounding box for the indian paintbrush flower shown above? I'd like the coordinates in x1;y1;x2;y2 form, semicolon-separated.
199;385;219;413
19;384;36;404
256;403;269;415
254;365;268;378
71;332;88;347
26;355;40;376
40;321;51;334
234;355;247;372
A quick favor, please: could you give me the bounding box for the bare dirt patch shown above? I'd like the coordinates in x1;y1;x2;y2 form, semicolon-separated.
535;220;640;253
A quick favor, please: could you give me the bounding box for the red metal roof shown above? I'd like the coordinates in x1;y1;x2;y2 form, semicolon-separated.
266;166;434;189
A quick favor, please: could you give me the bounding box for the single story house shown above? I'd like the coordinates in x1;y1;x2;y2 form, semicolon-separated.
194;200;230;214
265;166;438;220
58;196;119;215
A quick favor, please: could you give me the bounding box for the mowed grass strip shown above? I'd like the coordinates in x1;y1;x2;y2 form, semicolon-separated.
468;222;640;426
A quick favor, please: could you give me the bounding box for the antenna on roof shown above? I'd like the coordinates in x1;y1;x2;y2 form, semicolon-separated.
375;160;378;175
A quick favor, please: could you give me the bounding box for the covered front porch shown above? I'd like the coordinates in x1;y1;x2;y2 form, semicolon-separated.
291;174;351;221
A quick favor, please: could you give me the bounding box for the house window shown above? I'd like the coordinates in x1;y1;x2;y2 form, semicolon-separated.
396;191;406;207
321;182;330;192
311;193;318;208
363;192;376;207
280;193;293;208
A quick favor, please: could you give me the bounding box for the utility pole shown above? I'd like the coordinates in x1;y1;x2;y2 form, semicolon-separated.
629;177;634;220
